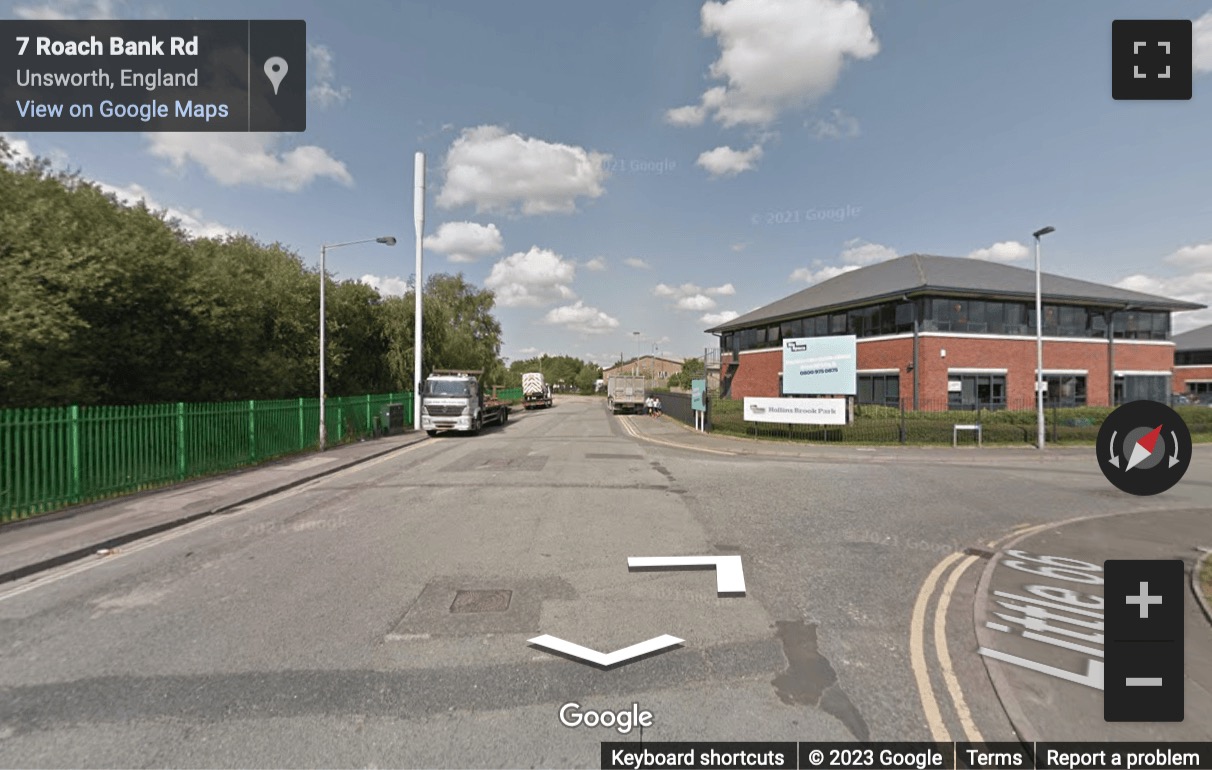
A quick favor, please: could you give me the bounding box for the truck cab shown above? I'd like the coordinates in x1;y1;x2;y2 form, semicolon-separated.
420;370;509;436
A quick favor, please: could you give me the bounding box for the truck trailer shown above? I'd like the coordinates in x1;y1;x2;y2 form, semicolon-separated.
521;372;553;409
606;376;647;415
420;370;509;435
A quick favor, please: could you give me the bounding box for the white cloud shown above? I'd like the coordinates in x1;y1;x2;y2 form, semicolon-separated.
484;247;577;307
664;104;707;126
542;301;620;335
702;310;740;326
808;108;860;139
307;43;351;108
968;241;1030;263
1195;11;1212;74
731;242;748;252
790;264;861;284
145;133;353;191
839;238;897;265
516;347;540;356
676;294;717;311
671;0;879;129
359;275;411;298
654;282;735;312
583;257;607;271
0;133;34;164
696;143;764;177
624;258;651;269
94;181;234;239
423;221;504;263
1;135;235;239
1164;241;1212;269
13;0;117;19
436;125;609;215
790;238;897;284
1116;272;1212;333
1114;241;1212;332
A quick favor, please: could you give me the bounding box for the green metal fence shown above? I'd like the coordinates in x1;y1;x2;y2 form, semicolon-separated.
495;387;523;402
0;391;413;523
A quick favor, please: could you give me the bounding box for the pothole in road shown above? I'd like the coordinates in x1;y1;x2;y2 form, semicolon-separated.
450;589;512;613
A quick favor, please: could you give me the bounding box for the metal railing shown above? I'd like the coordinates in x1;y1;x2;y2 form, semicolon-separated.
1;391;413;523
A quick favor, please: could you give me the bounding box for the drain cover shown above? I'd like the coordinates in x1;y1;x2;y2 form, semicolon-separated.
450;589;512;613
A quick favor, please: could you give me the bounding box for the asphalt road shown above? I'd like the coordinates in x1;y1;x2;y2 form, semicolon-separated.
1;396;1209;768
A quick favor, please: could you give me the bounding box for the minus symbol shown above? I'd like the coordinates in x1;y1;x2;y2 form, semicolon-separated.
1125;677;1163;686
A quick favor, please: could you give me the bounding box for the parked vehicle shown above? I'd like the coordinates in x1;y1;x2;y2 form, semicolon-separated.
606;376;647;415
521;372;553;409
420;370;509;435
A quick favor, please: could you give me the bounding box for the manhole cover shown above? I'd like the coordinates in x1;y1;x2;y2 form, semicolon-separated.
450;589;512;613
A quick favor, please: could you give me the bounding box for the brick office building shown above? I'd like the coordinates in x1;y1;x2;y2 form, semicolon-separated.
1172;324;1212;402
705;254;1203;409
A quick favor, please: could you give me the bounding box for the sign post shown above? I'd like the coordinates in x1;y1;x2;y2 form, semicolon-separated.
691;378;706;431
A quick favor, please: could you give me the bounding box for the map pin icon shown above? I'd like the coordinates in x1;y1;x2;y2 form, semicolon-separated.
264;57;288;95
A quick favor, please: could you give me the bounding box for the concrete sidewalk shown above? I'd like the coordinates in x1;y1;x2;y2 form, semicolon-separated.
972;508;1212;742
0;431;428;584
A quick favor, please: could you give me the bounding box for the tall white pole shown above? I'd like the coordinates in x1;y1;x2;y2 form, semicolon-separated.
319;245;327;450
1035;235;1045;450
413;152;425;431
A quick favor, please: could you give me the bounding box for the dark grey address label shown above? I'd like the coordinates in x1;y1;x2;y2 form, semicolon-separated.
0;19;305;131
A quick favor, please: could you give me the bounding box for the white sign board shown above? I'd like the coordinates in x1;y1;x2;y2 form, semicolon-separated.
743;397;846;425
782;336;857;395
948;380;963;393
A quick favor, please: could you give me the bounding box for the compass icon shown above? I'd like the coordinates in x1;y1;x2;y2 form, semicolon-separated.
1098;400;1192;495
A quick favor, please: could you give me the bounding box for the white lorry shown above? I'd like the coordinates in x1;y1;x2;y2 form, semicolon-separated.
606;376;647;415
521;372;553;410
420;370;509;436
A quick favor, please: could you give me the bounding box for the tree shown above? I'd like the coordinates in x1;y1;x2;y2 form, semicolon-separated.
668;357;705;390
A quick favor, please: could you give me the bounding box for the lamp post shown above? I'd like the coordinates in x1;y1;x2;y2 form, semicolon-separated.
1033;225;1055;450
319;236;397;450
652;343;659;383
632;331;641;376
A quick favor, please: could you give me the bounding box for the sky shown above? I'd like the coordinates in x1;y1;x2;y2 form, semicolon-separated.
5;0;1212;368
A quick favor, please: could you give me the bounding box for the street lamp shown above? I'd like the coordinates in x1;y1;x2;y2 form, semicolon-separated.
632;331;641;376
319;236;397;450
652;343;659;383
1033;225;1055;450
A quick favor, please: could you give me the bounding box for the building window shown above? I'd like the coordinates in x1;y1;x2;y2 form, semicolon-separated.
858;374;899;406
948;374;1006;410
1115;375;1170;405
1043;374;1087;406
1177;350;1212;365
1187;382;1212;403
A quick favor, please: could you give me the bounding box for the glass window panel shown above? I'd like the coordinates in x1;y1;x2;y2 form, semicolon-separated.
830;314;847;334
815;316;829;336
849;309;865;338
879;304;896;335
895;302;914;333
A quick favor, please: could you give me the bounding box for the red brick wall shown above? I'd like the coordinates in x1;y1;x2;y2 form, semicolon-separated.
722;336;1176;407
1174;365;1212;391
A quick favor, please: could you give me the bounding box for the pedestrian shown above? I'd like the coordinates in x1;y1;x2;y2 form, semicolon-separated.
644;396;653;416
653;396;662;417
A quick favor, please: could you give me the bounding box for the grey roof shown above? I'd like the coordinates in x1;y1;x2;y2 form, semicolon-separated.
1173;324;1212;351
705;254;1205;333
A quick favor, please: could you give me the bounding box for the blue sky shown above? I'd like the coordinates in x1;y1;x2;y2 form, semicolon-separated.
5;0;1212;367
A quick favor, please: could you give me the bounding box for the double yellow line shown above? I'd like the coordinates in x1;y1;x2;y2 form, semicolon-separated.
617;416;736;456
908;522;1053;742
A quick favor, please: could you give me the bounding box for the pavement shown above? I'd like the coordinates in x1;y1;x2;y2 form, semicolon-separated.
4;401;1211;746
0;430;429;584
